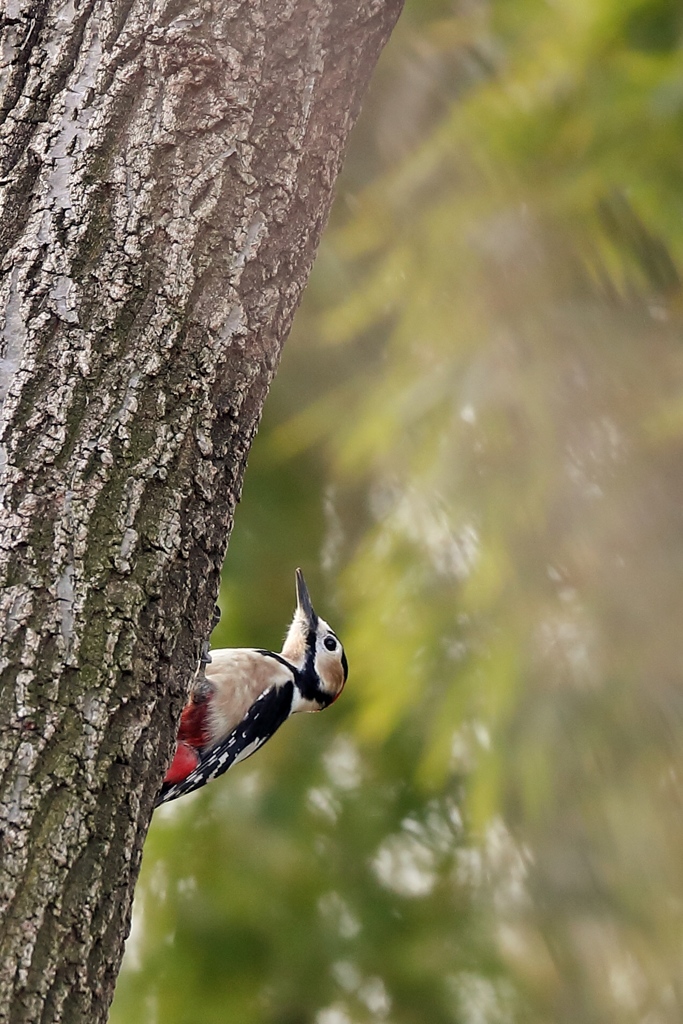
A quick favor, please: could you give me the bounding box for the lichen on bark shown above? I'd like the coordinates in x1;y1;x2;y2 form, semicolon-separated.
0;0;403;1020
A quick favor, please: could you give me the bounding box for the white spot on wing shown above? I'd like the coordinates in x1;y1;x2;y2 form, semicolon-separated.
233;737;266;765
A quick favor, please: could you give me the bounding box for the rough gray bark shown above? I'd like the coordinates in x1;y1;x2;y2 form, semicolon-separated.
0;1;403;1020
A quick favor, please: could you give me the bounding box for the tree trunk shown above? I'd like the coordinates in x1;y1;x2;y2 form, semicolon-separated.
0;1;403;1020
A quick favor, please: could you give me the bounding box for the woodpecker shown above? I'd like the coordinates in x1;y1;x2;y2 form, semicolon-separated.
156;569;348;806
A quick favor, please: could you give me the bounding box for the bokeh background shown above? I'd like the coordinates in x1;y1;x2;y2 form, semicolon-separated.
111;1;683;1021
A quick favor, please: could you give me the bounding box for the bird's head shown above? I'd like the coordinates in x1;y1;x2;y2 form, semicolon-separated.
281;568;348;709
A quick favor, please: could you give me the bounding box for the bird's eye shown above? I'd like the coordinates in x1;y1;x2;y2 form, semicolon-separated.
323;635;337;652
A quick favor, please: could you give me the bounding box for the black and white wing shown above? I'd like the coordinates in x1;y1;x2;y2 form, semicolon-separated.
155;682;294;807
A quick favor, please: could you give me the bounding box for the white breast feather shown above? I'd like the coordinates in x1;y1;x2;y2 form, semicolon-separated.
205;649;294;742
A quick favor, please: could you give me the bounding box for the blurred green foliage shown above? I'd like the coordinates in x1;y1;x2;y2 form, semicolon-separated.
111;1;683;1022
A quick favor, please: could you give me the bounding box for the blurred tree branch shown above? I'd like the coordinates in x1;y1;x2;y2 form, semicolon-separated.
0;1;403;1020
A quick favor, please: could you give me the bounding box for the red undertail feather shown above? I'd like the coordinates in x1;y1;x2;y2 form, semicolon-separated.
164;740;201;785
177;696;212;748
163;695;212;785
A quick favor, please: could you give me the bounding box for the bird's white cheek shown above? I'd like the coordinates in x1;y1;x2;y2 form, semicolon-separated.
318;653;345;698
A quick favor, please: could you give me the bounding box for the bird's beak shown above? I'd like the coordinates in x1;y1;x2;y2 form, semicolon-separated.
296;568;318;629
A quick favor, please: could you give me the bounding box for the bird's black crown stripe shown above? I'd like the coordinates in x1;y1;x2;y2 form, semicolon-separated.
306;628;318;652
